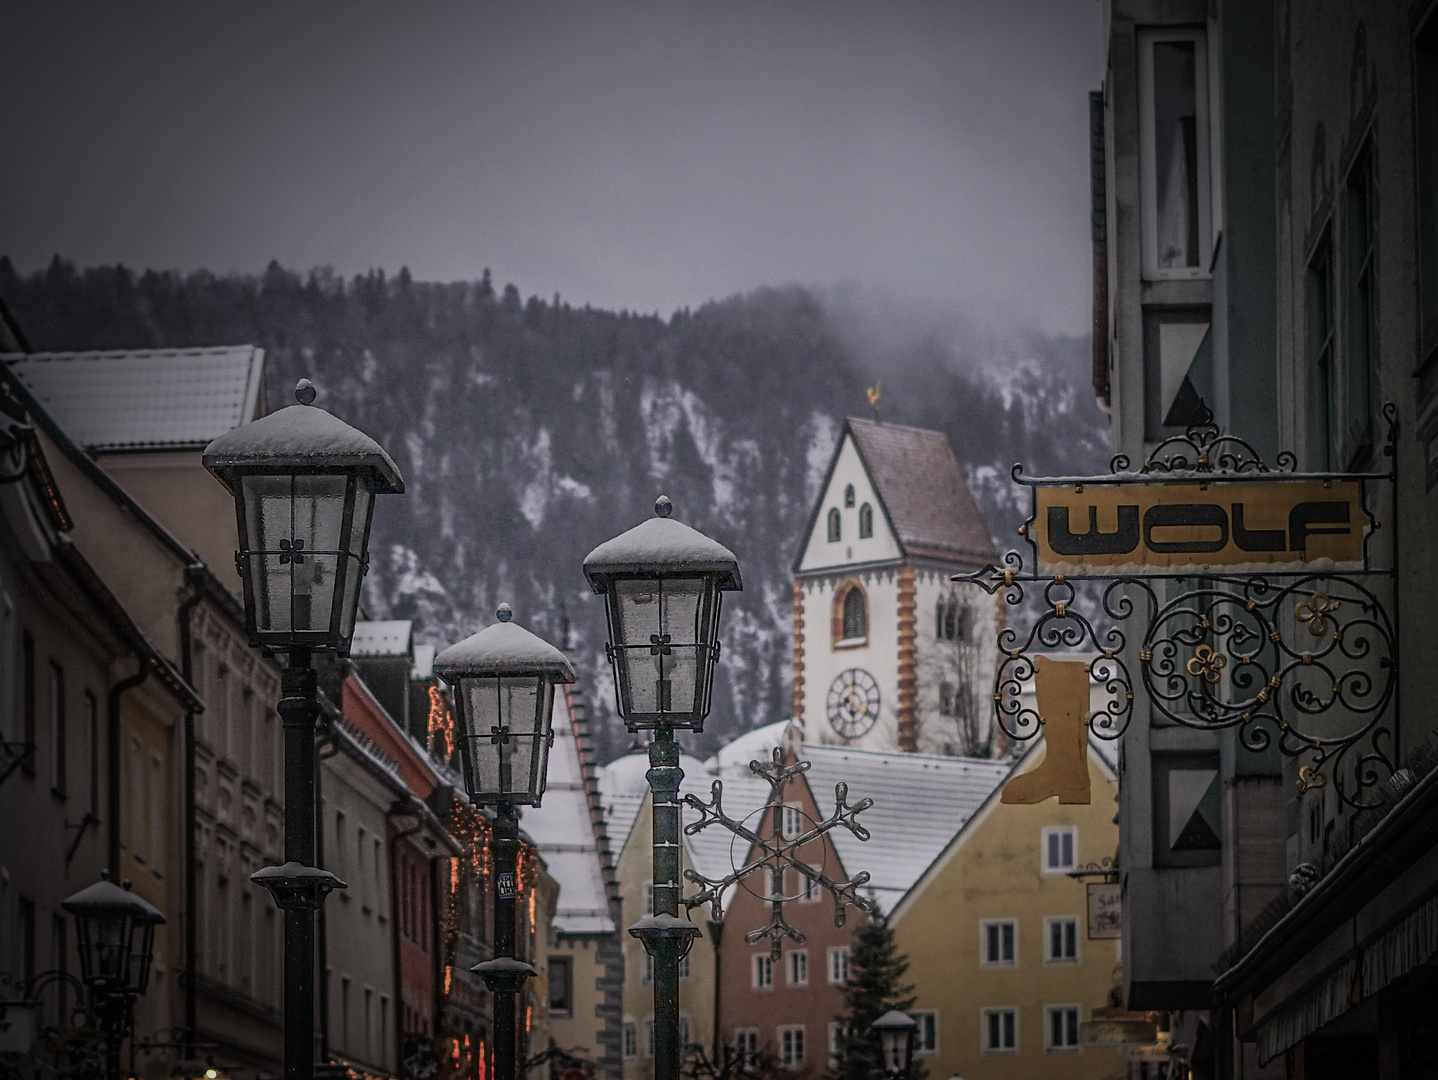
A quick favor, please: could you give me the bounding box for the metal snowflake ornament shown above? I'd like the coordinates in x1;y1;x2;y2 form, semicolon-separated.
681;747;877;960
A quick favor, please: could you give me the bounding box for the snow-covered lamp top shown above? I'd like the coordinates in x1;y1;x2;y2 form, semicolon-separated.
202;378;404;494
582;495;742;590
434;605;574;806
583;496;742;733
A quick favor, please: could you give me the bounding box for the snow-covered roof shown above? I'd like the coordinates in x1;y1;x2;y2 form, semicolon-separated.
4;346;264;451
350;620;414;658
523;691;616;934
704;719;797;774
411;644;436;681
802;743;1011;914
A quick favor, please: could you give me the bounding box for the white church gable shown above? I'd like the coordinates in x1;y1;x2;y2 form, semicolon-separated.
796;432;902;572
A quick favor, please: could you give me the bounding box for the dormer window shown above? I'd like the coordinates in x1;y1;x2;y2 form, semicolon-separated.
844;484;855;508
827;508;841;542
858;503;873;539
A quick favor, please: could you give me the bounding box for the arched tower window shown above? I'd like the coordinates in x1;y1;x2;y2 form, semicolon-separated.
844;484;856;508
858;503;873;538
827;507;841;542
842;586;867;642
937;596;968;641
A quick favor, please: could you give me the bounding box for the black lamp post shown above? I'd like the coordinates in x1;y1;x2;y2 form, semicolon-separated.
433;604;574;1080
583;495;741;1080
62;872;165;1080
203;379;403;1080
870;1010;918;1080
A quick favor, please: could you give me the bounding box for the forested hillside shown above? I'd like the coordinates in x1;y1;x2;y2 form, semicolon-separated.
0;257;1108;758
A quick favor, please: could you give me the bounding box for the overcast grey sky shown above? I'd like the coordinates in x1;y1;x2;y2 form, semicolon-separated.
1;2;1105;336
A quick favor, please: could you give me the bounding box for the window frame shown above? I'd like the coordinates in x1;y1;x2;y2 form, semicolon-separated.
1342;139;1378;465
733;1027;760;1070
777;1025;806;1071
858;503;873;539
1137;26;1213;280
622;1019;638;1060
828;946;850;985
787;950;808;987
1307;227;1338;470
980;919;1017;967
49;661;66;797
1044;1005;1082;1052
1042;826;1077;874
753;953;773;990
912;1010;938;1056
827;507;841;543
981;1008;1018;1054
547;955;574;1016
1043;916;1081;964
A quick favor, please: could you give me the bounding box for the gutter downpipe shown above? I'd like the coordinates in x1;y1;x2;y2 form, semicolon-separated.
107;661;149;876
178;568;206;1063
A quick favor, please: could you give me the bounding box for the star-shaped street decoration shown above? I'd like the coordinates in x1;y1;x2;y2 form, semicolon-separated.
681;747;876;960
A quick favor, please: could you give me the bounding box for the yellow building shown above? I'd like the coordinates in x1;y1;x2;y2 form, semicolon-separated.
890;740;1124;1079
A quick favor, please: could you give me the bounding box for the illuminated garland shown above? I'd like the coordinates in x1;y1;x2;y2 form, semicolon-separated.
428;685;455;757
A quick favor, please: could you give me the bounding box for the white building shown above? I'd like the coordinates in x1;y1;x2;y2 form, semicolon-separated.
792;418;1000;756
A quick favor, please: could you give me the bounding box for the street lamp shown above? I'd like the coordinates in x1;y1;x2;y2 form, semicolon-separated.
434;604;574;1080
203;379;402;1080
584;495;741;1080
62;872;166;1080
870;1011;918;1080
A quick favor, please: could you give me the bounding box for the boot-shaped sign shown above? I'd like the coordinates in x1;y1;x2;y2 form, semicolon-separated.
1000;657;1091;805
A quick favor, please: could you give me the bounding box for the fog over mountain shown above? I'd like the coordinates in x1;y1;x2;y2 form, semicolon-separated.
1;258;1109;758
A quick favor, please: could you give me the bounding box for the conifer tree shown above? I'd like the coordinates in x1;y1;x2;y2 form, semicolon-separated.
828;914;924;1080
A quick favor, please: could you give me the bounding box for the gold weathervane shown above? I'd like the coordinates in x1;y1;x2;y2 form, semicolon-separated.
866;381;882;422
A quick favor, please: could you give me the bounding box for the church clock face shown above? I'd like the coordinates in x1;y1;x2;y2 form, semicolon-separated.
827;668;881;739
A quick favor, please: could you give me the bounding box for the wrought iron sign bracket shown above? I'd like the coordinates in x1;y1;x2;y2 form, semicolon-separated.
957;406;1400;811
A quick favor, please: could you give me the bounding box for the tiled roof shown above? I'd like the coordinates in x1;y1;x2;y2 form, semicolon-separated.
350;620;414;657
846;417;996;562
802;742;1011;914
4;346;264;451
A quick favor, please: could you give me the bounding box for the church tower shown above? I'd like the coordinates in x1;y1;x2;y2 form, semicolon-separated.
792;418;999;755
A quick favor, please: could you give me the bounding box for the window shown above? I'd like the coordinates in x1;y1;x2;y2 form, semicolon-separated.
357;826;368;911
841;587;867;642
1045;917;1079;963
679;950;691;981
858;503;873;538
1046;1006;1080;1051
1344;144;1377;460
939;682;954;716
335;811;347;881
936;597;967;641
1043;827;1077;872
341;976;351;1048
827;508;841;543
844;484;856;508
913;1011;937;1056
679;1014;692;1050
782;804;804;839
1138;29;1211;277
733;1028;759;1070
753;954;772;989
645;1019;655;1059
828;946;850;985
982;1008;1017;1053
548;957;573;1015
49;662;65;796
380;996;389;1061
778;1026;805;1070
622;1020;638;1060
787;951;808;986
1308;233;1337;469
981;920;1016;966
21;633;35;775
129;737;145;863
827;1022;842;1068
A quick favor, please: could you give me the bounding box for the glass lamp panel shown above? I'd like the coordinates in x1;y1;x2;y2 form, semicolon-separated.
86;909;133;985
460;677;544;801
240;475;297;635
880;1031;908;1074
336;483;372;641
128;920;157;993
613;578;705;720
290;474;349;635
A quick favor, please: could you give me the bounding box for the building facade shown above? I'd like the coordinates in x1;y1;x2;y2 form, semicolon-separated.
793;418;999;757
